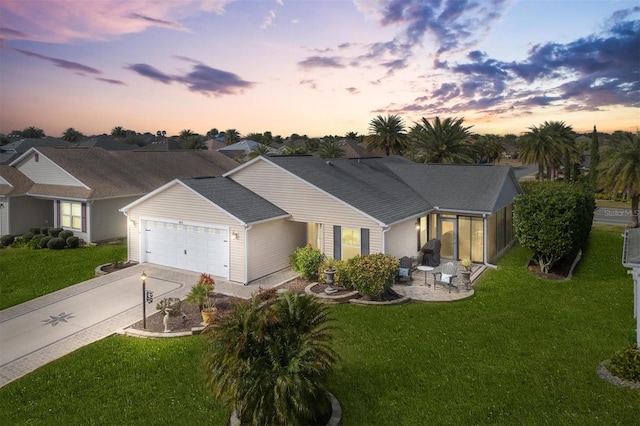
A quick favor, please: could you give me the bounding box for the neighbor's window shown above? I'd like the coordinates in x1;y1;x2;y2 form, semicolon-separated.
61;201;82;230
341;227;360;260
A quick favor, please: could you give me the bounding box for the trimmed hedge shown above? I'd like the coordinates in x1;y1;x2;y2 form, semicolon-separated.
66;236;80;249
0;234;14;247
59;230;74;240
21;232;35;242
347;253;399;298
39;236;53;249
47;237;66;250
48;227;63;237
289;244;325;280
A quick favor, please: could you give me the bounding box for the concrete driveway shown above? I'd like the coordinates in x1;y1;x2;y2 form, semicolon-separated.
0;264;297;388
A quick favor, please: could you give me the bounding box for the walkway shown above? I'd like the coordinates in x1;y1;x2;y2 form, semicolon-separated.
0;264;297;388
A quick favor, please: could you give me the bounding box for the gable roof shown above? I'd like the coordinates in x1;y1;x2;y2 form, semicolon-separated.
0;137;69;164
0;165;33;196
623;227;640;266
389;163;521;213
263;155;433;225
13;147;239;200
121;177;289;226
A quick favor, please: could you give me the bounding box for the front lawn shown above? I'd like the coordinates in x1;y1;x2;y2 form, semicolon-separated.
0;225;637;424
0;244;127;310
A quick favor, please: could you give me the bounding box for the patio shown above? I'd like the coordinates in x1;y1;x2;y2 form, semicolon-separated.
392;261;484;302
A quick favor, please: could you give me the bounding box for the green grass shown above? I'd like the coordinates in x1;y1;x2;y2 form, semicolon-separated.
596;199;632;209
0;225;638;424
0;244;126;309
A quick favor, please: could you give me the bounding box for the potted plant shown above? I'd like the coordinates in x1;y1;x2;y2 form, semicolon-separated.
323;258;337;286
186;273;216;324
460;258;472;289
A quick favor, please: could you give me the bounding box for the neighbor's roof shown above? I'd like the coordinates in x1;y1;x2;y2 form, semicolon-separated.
265;155;432;225
180;177;289;225
0;165;34;196
623;227;640;266
14;147;239;200
389;162;522;213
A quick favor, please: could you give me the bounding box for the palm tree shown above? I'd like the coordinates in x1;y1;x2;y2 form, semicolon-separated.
345;131;359;140
206;128;219;139
544;121;576;181
317;140;345;159
62;127;83;142
281;145;308;155
365;114;407;156
410;116;474;163
205;291;337;425
248;143;272;159
475;134;505;164
224;129;240;145
21;126;45;138
111;126;127;138
589;125;600;187
179;129;195;140
519;124;562;181
598;131;640;227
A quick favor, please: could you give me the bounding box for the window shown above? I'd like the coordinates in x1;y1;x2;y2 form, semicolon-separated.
307;223;322;250
341;227;360;260
61;201;82;230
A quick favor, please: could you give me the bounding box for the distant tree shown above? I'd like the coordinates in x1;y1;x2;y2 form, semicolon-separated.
111;126;127;138
598;131;640;228
156;130;167;138
475;134;504;164
263;131;273;143
366;114;407;156
224;129;240;145
345;131;359;140
245;132;266;144
206;128;219;139
519;122;567;182
62;127;83;142
281;145;308;155
589;125;600;188
0;135;9;145
181;135;206;150
305;138;321;152
317;140;345;159
248;143;273;159
21;126;45;138
179;129;195;140
410;116;474;163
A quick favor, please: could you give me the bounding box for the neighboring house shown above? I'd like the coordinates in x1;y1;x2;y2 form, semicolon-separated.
121;155;522;284
6;147;238;242
217;140;275;161
622;228;640;347
72;136;138;151
0;165;50;237
0;137;69;164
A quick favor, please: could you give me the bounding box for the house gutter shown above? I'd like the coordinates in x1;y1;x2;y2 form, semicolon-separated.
243;224;253;285
482;213;498;269
381;225;391;254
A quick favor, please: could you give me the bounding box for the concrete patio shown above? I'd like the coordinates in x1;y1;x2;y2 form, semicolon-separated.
392;262;485;302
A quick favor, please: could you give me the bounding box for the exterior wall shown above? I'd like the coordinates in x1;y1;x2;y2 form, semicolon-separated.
89;196;138;243
246;219;305;282
486;203;515;263
125;184;245;282
385;217;421;259
231;160;383;258
15;153;83;186
8;196;52;235
0;197;7;236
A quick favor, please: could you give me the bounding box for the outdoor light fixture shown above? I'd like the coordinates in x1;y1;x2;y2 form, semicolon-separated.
231;232;239;240
141;271;147;329
129;219;136;227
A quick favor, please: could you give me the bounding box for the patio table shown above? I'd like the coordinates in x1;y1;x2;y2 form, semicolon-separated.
416;265;434;286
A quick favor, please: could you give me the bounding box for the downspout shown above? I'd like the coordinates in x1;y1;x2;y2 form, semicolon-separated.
381;225;390;254
483;213;498;269
121;210;131;262
243;224;252;285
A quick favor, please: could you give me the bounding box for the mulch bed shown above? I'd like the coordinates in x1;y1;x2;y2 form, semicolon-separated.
100;262;137;274
528;254;576;280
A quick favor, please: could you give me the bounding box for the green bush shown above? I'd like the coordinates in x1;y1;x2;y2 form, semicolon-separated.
289;244;325;280
319;258;352;288
39;236;53;249
347;253;399;298
0;234;14;247
21;232;35;242
27;234;45;250
47;237;66;250
59;230;74;240
608;345;640;382
48;227;63;237
29;226;41;234
66;236;80;249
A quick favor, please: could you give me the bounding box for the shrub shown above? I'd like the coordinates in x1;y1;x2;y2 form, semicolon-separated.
21;232;35;242
39;236;53;248
59;230;74;240
29;226;41;234
156;297;182;316
608;345;640;383
47;237;66;250
48;227;63;237
205;291;337;425
0;234;14;247
289;244;325;280
347;253;399;298
66;236;80;249
27;234;45;250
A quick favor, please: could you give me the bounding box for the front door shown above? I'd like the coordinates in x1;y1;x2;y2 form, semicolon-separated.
439;217;457;259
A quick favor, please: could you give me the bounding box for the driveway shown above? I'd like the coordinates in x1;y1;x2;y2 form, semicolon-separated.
0;264;295;388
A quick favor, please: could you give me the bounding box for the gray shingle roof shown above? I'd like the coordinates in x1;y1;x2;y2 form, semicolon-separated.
266;155;432;224
20;147;238;199
389;163;520;213
179;177;288;225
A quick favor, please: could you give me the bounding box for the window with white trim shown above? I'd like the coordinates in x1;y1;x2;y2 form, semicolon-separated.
61;201;82;230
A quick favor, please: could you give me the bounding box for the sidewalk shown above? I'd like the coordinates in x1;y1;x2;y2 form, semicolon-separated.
0;264;296;388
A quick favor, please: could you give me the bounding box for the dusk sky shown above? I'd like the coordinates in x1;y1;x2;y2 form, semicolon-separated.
1;0;638;138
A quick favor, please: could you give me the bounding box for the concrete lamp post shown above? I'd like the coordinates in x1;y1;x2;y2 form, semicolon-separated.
141;271;147;329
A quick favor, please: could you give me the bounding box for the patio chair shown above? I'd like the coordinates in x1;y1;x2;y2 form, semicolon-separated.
432;262;459;293
397;256;414;283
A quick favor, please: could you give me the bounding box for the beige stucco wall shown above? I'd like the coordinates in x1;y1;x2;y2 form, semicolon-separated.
230;159;384;258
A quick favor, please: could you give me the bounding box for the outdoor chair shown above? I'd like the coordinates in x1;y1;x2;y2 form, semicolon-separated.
397;256;414;283
432;262;459;293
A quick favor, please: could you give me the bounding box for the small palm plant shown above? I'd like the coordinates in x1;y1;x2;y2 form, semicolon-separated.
204;291;338;425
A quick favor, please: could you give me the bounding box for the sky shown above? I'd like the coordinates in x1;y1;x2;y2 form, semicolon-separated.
0;0;638;138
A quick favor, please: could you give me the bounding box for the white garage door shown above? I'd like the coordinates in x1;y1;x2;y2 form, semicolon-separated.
142;220;229;278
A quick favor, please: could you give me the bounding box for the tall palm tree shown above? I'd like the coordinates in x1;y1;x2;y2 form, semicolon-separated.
205;291;337;425
111;126;127;138
345;131;359;140
317;140;345;159
543;121;576;181
365;114;407;156
21;126;45;138
62;127;83;142
179;129;195;140
410;116;474;164
224;128;240;145
248;143;272;159
599;131;640;227
475;134;505;164
519;124;563;181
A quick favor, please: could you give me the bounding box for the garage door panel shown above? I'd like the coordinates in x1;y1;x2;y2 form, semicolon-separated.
143;220;229;278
